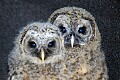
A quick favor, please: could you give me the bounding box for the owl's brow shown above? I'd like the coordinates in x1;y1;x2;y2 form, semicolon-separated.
50;12;70;23
50;9;85;23
19;25;39;45
30;25;39;32
41;26;60;35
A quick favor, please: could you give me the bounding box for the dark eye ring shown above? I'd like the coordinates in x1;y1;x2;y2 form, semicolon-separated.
78;26;86;34
58;24;67;33
48;40;56;47
28;41;36;48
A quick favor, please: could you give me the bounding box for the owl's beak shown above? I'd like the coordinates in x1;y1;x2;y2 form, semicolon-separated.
40;47;45;61
71;34;74;48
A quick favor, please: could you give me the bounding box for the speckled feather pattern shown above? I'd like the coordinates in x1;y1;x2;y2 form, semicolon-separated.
48;7;108;80
8;22;65;80
8;7;108;80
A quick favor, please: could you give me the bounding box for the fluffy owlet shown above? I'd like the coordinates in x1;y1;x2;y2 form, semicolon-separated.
8;22;65;80
48;7;108;80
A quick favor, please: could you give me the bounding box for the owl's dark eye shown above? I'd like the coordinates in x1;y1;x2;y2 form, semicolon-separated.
28;41;36;48
78;26;86;34
58;25;67;33
48;40;56;47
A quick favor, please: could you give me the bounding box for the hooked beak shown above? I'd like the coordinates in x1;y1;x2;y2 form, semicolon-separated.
40;47;45;61
71;34;74;48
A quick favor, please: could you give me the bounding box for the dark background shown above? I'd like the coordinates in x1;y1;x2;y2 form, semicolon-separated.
0;0;120;80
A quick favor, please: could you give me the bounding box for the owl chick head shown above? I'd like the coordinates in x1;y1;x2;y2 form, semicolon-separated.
17;22;64;62
48;7;100;48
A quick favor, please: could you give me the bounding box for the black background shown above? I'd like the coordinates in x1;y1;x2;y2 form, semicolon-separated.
0;0;120;80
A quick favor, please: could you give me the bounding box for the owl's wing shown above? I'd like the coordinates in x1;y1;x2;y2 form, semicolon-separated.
8;53;30;80
8;67;30;80
8;58;29;80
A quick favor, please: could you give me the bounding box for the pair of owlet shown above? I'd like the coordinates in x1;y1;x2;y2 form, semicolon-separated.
8;7;108;80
